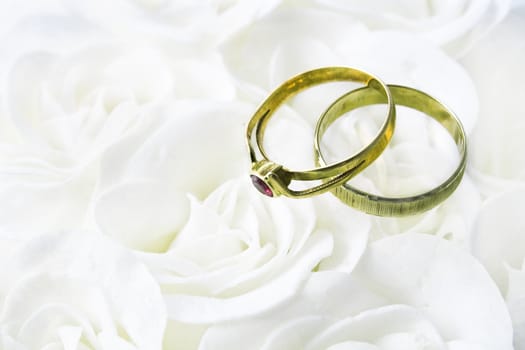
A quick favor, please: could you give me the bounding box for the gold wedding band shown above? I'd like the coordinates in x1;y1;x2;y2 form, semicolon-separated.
314;85;467;216
247;67;395;198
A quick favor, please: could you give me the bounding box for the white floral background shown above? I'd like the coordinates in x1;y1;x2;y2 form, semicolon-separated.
0;0;524;349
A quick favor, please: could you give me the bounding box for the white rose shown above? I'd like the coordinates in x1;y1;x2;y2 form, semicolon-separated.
129;178;370;324
308;0;510;55
0;231;166;350
200;234;513;350
461;7;525;197
93;99;251;251
470;188;525;349
0;23;236;238
221;5;481;241
60;0;282;45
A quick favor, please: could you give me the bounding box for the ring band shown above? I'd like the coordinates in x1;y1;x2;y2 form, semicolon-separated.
247;67;396;198
314;84;467;216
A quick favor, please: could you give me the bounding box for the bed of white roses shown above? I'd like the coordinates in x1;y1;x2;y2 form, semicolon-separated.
0;1;524;349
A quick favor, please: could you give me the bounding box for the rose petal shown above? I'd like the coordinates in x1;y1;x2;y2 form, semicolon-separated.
354;234;512;348
118;101;251;199
470;188;525;291
201;234;513;349
306;305;445;350
314;194;370;272
198;272;387;350
462;8;525;193
0;232;166;349
163;321;208;350
58;326;83;350
164;231;333;323
0;169;95;235
310;0;510;55
95;180;189;252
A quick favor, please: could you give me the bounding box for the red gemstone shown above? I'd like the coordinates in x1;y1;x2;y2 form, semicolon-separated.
250;175;273;197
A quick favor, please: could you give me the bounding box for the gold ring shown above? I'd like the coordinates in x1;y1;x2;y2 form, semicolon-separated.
247;67;396;198
314;84;467;216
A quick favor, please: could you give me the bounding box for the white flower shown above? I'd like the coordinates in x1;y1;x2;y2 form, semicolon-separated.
470;188;525;349
92;98;251;252
200;234;513;350
60;0;282;45
461;7;525;197
130;178;370;323
0;26;236;238
0;231;166;350
308;0;510;55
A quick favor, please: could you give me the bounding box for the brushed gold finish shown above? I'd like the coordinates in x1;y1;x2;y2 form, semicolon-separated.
314;85;467;216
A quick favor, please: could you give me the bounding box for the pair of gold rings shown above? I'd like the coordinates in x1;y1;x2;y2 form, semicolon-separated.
247;67;467;217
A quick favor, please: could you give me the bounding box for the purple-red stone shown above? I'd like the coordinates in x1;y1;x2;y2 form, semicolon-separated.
250;175;273;197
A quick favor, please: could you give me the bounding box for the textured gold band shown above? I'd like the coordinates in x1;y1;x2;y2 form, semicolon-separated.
314;84;467;216
247;67;396;198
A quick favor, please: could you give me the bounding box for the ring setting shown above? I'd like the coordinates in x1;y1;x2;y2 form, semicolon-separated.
250;160;290;197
